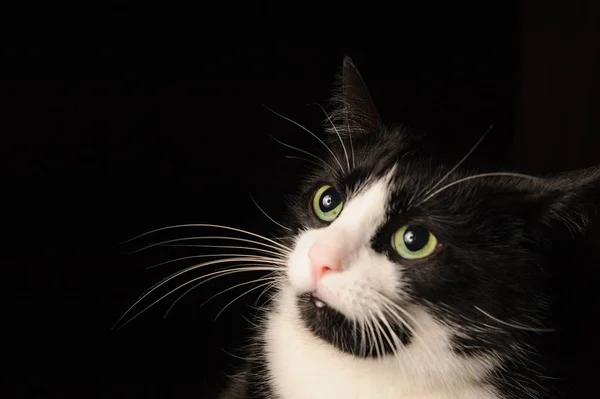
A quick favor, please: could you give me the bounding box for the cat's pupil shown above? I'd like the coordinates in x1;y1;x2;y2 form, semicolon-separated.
319;188;341;212
404;225;430;252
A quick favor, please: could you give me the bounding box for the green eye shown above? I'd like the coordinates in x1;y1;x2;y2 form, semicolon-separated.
312;185;344;222
392;225;439;260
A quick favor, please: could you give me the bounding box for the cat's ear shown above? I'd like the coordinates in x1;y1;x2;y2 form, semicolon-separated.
520;165;600;234
325;57;382;136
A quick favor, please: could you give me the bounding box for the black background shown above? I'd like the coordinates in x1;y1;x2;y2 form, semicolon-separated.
4;2;600;398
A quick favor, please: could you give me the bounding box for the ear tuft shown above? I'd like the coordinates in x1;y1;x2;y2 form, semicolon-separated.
324;57;382;137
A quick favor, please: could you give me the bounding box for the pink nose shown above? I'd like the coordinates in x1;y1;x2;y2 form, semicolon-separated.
308;241;344;283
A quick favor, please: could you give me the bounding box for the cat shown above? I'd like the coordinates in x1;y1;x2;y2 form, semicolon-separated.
119;57;600;398
217;58;600;399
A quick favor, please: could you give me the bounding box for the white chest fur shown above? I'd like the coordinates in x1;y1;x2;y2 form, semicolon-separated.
264;289;501;399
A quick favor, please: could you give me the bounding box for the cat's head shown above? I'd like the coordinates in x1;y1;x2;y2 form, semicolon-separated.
281;57;600;364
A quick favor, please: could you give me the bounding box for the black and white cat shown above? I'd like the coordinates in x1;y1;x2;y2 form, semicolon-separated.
119;58;599;398
217;58;600;399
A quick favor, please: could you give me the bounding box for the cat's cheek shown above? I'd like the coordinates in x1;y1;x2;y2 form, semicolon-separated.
286;229;320;294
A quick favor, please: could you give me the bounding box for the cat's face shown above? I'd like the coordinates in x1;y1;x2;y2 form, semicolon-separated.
280;58;600;361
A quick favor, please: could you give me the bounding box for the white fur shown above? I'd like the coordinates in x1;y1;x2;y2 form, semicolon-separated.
287;174;401;311
265;175;501;398
265;290;499;399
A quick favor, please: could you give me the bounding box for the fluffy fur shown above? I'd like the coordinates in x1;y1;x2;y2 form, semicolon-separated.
214;57;600;399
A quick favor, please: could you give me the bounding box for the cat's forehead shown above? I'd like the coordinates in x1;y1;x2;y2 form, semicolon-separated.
314;141;439;195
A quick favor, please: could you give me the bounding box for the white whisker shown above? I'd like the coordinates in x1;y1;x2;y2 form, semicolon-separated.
265;106;345;173
417;172;541;205
214;280;278;321
377;305;419;371
114;265;278;330
372;310;398;360
270;135;337;174
201;273;281;309
250;195;293;232
355;317;365;357
474;306;555;333
119;223;291;252
371;312;387;361
357;314;369;356
341;90;354;168
151;247;286;269
285;155;325;169
130;256;281;316
252;281;281;317
376;294;438;364
314;103;350;172
164;269;281;317
254;279;280;310
350;317;357;357
419;124;494;199
130;235;291;255
364;310;382;359
377;308;414;369
146;253;285;271
349;125;355;169
136;255;282;306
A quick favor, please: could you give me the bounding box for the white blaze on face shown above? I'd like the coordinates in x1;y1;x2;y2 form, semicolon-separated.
286;170;403;319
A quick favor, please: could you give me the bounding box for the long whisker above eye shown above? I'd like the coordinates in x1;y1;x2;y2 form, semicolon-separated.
128;235;292;255
264;105;345;174
285;155;326;170
416;172;541;206
313;102;350;172
417;124;494;201
117;224;291;253
270;135;338;174
113;264;279;330
267;106;345;169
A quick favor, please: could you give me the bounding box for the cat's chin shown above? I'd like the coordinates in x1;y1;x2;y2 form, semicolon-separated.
296;292;412;358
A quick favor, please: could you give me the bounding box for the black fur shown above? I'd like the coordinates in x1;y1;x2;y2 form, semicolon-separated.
220;58;600;398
